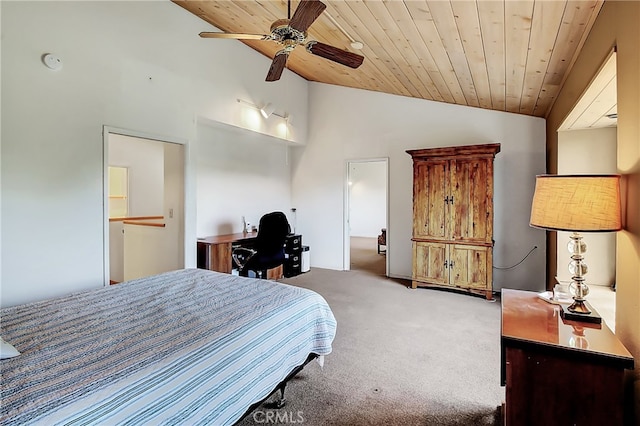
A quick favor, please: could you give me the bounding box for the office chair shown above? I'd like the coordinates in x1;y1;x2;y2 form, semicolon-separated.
232;211;291;279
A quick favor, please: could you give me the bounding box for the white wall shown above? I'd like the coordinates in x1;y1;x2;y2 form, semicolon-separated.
109;134;165;216
558;127;618;286
163;142;185;272
293;83;547;292
196;121;293;237
349;161;387;237
109;222;125;283
123;223;174;281
1;1;308;307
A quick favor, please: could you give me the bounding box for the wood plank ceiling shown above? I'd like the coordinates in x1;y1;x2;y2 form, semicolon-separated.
173;0;604;119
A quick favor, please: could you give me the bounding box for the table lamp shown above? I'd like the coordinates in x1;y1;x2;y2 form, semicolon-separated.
530;175;622;322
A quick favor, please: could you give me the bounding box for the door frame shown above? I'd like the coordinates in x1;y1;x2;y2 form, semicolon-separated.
343;158;389;274
102;126;188;286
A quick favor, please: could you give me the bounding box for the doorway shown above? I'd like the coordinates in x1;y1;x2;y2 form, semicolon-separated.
103;127;186;285
344;159;389;276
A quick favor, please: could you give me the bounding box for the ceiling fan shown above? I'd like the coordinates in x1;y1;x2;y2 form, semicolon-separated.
199;0;364;82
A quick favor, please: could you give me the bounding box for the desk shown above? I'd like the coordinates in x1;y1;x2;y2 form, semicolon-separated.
501;289;634;425
197;232;257;273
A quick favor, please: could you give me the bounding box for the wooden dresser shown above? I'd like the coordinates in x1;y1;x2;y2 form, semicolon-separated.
407;143;500;299
501;289;634;425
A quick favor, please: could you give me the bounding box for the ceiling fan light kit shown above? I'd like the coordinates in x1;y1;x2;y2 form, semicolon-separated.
199;0;364;82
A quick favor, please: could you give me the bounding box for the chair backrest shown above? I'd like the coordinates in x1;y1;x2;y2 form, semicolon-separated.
255;211;291;255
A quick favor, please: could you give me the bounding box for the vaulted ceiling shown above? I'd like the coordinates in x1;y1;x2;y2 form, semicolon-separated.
173;0;605;119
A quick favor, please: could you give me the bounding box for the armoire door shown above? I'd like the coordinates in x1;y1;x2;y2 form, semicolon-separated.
413;159;449;240
449;244;489;289
413;242;448;285
449;158;492;244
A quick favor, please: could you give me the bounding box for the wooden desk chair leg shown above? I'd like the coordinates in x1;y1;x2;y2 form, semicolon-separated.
266;265;283;280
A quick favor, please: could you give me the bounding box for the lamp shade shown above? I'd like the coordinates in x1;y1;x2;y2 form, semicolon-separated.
530;174;622;232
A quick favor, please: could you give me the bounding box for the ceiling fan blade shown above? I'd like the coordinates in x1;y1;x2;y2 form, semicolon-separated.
199;32;268;40
306;41;364;69
266;51;289;82
289;0;326;32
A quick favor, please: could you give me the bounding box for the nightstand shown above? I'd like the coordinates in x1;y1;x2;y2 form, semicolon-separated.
500;289;634;425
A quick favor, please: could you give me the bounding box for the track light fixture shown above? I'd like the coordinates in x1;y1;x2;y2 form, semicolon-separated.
237;98;291;125
260;103;275;119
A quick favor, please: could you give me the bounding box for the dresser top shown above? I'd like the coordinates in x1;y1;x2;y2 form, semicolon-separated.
501;289;633;369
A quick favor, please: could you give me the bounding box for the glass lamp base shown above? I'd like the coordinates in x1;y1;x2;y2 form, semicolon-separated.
560;302;602;324
568;299;592;315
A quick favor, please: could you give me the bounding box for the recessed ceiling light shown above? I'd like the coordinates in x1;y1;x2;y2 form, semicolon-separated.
350;41;364;50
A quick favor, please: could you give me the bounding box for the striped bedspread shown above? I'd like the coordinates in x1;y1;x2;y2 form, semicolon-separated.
0;268;336;425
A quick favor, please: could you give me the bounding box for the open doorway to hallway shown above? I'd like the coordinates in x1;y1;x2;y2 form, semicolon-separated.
344;159;388;277
104;129;185;285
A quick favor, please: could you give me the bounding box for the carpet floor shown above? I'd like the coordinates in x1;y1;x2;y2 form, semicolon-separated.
238;266;505;425
349;236;386;277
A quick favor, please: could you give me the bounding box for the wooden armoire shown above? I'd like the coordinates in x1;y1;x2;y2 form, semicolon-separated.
406;143;500;299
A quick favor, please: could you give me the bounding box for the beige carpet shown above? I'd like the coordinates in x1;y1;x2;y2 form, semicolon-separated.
350;236;386;277
238;267;504;425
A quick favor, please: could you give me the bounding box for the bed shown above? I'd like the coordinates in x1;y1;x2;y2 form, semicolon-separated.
0;268;336;425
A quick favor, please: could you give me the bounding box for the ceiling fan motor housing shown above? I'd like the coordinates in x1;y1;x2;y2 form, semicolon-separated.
270;19;307;47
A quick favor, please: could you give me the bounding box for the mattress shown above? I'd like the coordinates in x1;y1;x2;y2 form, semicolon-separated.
0;268;336;425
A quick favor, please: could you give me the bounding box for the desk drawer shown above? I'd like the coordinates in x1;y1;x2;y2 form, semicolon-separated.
285;254;300;263
284;258;302;277
286;234;302;253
